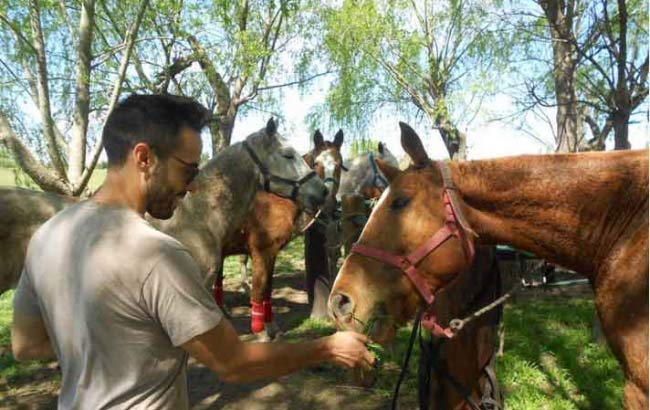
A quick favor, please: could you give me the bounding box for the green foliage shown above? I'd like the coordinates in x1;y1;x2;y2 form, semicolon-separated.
350;138;380;157
316;0;512;142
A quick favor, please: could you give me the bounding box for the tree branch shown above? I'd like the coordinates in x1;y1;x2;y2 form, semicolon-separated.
29;0;68;180
0;110;70;193
73;0;150;196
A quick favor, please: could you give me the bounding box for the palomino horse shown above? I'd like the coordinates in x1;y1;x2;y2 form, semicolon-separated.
330;122;648;409
0;119;327;300
214;129;345;338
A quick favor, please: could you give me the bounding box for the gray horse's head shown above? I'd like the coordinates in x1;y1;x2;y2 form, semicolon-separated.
338;142;399;200
244;118;328;213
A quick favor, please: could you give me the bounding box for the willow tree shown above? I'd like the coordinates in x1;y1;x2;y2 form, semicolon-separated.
320;0;509;159
0;0;149;195
128;0;324;155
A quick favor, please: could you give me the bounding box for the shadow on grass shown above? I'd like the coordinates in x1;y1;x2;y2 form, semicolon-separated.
501;297;623;409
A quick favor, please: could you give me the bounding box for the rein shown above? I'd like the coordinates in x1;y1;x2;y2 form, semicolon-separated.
243;140;318;201
351;161;477;338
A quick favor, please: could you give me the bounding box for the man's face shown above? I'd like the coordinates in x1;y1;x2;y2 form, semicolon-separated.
146;126;202;219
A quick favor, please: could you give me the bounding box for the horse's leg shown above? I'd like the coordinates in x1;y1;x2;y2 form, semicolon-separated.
238;254;251;294
213;260;225;309
250;248;281;341
304;223;332;320
594;230;648;410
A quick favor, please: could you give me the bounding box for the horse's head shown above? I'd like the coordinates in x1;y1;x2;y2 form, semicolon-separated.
304;129;344;205
329;122;476;345
339;142;399;201
244;118;328;213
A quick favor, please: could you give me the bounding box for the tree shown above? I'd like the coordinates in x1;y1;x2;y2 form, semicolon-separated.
319;0;510;159
508;0;647;151
0;0;149;195
129;0;325;155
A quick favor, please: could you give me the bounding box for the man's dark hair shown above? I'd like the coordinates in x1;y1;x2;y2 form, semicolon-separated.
102;94;210;166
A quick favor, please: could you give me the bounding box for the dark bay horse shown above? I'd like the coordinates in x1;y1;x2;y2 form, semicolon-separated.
330;122;648;409
214;130;345;339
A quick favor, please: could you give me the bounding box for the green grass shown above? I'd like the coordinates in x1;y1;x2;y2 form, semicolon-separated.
283;298;624;409
0;167;107;191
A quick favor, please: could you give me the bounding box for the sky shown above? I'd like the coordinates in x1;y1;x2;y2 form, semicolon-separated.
229;82;649;163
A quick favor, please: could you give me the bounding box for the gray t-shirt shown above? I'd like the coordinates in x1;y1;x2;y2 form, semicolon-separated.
14;201;223;410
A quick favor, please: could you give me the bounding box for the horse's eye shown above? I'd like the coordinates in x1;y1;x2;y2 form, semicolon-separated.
390;197;410;211
282;153;295;160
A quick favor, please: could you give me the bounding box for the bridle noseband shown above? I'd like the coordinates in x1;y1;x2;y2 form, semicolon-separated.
243;140;318;201
351;161;477;338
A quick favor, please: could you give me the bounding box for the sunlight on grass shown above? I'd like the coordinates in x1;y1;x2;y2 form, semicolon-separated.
500;298;624;409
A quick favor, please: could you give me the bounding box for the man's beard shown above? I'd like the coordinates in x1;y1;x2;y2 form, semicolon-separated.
145;169;184;220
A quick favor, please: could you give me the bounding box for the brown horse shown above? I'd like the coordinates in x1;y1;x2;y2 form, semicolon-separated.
330;122;648;409
214;129;345;339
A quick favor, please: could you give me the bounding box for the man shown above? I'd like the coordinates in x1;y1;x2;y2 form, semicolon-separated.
12;94;373;409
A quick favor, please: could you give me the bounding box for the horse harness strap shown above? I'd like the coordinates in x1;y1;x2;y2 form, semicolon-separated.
243;140;318;201
351;161;477;339
368;152;389;188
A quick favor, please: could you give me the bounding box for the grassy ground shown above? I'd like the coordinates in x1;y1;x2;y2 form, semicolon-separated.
0;237;624;409
0;167;106;190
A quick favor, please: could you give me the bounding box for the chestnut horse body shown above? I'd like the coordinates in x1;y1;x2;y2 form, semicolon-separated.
214;130;345;339
330;123;648;409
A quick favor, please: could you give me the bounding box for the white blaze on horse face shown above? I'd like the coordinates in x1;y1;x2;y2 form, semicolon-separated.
315;150;338;193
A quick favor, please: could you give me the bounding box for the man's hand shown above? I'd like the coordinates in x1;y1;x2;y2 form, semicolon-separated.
324;331;375;370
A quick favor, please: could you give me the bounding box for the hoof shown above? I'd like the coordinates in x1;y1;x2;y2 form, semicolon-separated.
265;321;284;341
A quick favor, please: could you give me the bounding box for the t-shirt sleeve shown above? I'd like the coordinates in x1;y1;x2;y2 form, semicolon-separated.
13;269;41;318
141;247;223;347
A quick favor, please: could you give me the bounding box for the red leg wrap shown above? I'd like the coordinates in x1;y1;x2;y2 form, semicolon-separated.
263;299;273;323
251;301;265;333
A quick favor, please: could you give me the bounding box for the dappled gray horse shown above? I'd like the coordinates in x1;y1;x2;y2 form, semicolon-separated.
336;143;399;255
0;119;327;299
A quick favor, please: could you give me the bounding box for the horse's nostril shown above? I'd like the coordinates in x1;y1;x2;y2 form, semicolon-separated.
322;185;329;198
330;292;354;320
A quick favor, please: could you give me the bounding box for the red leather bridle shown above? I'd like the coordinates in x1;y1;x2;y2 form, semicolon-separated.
350;161;477;338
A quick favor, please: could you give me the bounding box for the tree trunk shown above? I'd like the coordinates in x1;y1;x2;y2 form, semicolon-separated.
70;0;95;186
613;109;631;150
210;112;236;156
540;0;581;153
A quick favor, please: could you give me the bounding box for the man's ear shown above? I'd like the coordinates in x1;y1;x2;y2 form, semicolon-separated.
132;143;156;171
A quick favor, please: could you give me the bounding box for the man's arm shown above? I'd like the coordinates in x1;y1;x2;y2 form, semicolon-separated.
182;318;373;383
11;312;55;361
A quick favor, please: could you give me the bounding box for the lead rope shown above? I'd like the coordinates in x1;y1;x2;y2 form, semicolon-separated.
391;308;424;410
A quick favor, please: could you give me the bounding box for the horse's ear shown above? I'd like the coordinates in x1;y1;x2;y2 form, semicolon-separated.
375;158;400;183
313;129;324;149
333;129;344;148
266;118;277;136
399;122;429;166
377;142;385;155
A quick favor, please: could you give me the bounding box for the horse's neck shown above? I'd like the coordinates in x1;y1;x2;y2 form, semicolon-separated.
156;145;260;273
453;150;648;276
339;155;370;197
